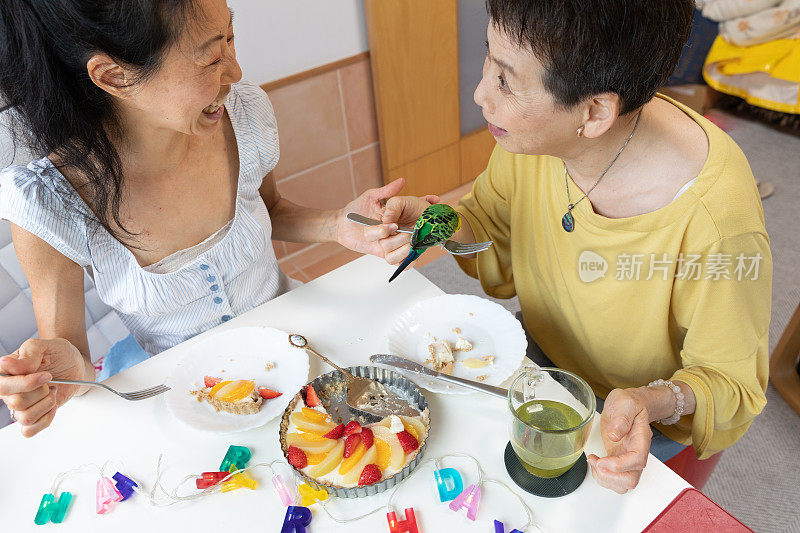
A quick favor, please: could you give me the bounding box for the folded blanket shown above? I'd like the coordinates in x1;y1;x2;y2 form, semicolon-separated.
703;0;783;22
720;0;800;46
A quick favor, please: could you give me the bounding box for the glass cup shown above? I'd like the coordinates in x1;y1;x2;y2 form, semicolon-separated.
508;367;596;478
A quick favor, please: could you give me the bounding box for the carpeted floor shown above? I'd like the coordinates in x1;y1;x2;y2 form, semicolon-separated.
418;109;800;532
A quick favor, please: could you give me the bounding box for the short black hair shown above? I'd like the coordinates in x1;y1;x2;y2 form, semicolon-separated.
486;0;694;114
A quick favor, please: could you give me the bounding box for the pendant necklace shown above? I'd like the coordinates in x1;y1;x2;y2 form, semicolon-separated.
561;109;642;232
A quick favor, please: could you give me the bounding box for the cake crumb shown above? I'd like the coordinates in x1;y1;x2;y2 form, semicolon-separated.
264;361;276;371
476;375;488;382
452;327;461;334
454;337;473;352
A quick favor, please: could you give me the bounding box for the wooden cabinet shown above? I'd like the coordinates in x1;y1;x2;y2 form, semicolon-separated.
365;0;495;197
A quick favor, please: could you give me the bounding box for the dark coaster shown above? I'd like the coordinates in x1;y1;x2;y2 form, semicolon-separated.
504;442;588;498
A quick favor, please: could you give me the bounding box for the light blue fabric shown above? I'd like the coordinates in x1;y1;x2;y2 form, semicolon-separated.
97;334;149;381
0;81;294;356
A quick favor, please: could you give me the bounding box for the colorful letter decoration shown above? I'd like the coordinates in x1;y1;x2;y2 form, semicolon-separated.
494;519;523;533
196;471;230;489
434;468;464;502
112;472;137;500
298;483;328;506
449;484;482;521
386;507;419;533
273;474;296;506
96;477;123;514
281;505;312;533
219;445;251;472
221;468;258;493
34;492;72;525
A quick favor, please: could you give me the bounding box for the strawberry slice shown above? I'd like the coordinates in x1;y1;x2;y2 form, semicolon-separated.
257;386;282;399
287;446;307;469
360;427;374;449
204;376;222;388
305;385;321;407
323;423;345;440
358;464;381;486
396;430;419;453
343;421;362;436
343;434;362;458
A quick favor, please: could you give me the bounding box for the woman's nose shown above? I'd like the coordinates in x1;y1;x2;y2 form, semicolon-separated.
474;75;493;115
222;52;243;85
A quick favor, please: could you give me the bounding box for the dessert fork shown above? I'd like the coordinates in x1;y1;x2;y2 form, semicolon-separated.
346;213;493;255
0;373;169;401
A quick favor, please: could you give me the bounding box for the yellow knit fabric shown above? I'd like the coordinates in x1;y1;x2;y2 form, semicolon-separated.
455;97;771;459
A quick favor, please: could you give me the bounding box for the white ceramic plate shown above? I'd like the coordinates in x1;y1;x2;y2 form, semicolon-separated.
386;294;527;394
165;326;309;433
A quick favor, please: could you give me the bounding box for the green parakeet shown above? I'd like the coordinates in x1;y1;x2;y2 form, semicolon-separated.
388;203;461;282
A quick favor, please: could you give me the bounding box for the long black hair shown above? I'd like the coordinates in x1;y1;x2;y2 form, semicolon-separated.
0;0;198;241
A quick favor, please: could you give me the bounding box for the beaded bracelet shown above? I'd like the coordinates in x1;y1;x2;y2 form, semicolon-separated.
647;379;685;425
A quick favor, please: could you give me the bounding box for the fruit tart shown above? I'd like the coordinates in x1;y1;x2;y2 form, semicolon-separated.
280;381;429;494
191;375;282;415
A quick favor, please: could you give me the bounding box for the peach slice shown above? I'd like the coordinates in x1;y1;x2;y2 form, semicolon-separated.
342;444;378;486
338;442;365;476
308;439;345;478
371;426;405;471
286;432;338;454
306;452;327;466
301;408;329;423
290;412;336;434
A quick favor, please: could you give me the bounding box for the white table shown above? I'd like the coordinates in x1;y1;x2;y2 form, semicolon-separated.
0;256;689;532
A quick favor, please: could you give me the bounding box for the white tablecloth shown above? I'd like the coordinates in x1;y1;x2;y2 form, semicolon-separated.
0;255;689;532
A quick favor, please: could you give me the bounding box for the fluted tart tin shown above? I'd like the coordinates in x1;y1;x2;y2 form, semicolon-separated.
279;365;430;498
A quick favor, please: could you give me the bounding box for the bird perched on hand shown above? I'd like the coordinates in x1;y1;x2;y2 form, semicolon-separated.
388;203;461;282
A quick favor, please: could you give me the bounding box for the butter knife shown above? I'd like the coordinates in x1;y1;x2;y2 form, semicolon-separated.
369;354;511;400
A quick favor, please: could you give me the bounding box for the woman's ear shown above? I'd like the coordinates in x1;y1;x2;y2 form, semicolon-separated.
581;93;621;139
86;54;133;99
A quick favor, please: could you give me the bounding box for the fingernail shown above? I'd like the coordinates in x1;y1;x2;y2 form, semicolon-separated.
391;224;398;231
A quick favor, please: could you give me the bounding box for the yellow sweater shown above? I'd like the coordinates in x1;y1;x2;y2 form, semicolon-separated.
455;99;771;459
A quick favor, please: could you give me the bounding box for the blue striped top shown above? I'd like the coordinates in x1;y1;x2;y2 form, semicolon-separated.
0;81;294;355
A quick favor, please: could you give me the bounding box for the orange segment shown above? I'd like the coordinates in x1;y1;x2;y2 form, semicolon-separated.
301;408;329;423
209;380;232;396
338;442;365;475
404;424;419;441
213;380;255;402
306;453;327;466
342;444;378;486
297;430;327;441
375;439;391;471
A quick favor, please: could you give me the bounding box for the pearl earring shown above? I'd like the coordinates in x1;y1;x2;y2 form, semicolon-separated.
576;126;585;136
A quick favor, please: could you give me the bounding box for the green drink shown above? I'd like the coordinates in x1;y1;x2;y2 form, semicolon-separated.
510;399;586;477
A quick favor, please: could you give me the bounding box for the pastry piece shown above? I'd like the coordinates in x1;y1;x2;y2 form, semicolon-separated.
427;341;454;374
192;379;263;415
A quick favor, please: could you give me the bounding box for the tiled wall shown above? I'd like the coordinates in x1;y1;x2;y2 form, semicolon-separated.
264;57;382;281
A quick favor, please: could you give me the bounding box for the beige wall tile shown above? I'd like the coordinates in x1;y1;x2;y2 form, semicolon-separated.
351;144;383;195
340;60;380;151
277;157;355;211
283;241;313;257
268;71;348;180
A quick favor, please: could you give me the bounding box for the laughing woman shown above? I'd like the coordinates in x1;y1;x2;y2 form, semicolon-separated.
374;0;772;493
0;0;403;436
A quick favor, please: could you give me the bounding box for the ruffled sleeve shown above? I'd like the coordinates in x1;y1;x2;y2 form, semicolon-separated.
0;162;91;267
228;81;280;178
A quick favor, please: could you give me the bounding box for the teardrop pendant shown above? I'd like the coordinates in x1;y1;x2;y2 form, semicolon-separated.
561;210;575;232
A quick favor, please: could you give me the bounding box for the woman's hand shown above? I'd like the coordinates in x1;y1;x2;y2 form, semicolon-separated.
375;194;440;265
0;338;91;437
587;388;652;494
335;177;439;258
